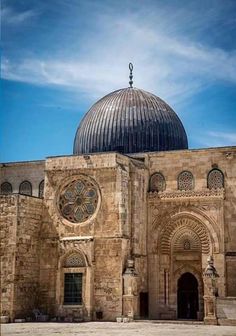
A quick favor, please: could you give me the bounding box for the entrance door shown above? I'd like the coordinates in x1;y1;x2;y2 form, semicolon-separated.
177;272;199;319
140;292;149;318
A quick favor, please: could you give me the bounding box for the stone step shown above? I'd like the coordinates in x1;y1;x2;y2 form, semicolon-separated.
136;319;204;325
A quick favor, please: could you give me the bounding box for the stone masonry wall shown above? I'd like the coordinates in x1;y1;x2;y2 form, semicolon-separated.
0;161;45;197
0;196;17;319
130;160;148;294
94;238;125;320
41;153;133;320
146;147;236;297
0;195;43;320
217;297;236;325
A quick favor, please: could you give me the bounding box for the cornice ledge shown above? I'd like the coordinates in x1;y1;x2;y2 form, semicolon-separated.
148;188;225;200
60;236;94;242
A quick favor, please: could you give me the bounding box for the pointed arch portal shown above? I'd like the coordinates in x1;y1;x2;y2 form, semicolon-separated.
177;272;199;319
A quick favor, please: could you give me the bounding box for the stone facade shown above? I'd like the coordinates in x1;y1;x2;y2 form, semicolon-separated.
0;147;236;324
0;161;45;197
0;195;42;320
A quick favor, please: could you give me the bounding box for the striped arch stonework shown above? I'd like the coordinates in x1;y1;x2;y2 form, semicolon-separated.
160;216;211;255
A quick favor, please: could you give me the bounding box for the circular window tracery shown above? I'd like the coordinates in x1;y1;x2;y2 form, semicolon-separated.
58;177;99;223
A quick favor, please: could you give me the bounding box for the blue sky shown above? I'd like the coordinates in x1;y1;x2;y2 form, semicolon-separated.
1;0;236;162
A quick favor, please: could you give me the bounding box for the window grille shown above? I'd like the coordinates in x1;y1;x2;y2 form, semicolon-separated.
178;171;194;191
64;253;86;267
64;273;82;305
38;180;44;198
0;182;13;194
208;169;224;189
19;181;32;196
183;240;191;250
149;173;166;192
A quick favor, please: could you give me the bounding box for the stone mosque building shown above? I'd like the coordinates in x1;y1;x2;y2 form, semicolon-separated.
1;64;236;325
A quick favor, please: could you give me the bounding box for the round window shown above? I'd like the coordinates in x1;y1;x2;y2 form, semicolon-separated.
58;177;99;223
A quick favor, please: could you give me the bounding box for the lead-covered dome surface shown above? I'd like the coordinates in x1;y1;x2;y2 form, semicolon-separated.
73;87;188;155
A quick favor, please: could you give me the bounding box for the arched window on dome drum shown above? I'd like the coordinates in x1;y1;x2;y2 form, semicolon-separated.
19;181;32;196
38;180;44;198
0;182;13;194
178;171;194;191
149;172;166;192
207;169;224;189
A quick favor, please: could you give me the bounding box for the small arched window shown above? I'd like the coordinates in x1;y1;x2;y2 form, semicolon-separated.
38;180;44;198
149;172;166;192
0;182;13;194
183;240;191;250
207;169;224;189
19;181;32;196
178;171;194;191
64;252;86;268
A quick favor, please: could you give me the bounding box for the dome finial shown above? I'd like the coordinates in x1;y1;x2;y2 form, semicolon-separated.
129;62;133;88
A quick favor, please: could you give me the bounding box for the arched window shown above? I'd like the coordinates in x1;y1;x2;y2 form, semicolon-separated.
207;169;224;189
149;172;166;192
0;182;13;194
63;252;86;305
19;181;32;196
178;171;194;191
38;180;44;198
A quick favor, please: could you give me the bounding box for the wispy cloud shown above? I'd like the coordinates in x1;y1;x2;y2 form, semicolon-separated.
2;3;236;104
2;6;38;25
198;131;236;147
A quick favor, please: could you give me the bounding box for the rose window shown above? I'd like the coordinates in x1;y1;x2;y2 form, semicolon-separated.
58;178;98;223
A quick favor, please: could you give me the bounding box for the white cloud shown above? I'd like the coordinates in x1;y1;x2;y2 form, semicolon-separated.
2;6;38;25
2;5;236;104
198;131;236;147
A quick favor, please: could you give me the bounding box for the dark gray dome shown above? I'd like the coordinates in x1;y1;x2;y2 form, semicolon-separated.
73;87;188;155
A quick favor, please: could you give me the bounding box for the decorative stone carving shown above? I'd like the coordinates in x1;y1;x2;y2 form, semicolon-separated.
58;177;99;224
183;240;191;250
64;252;86;267
208;169;224;190
160;217;210;254
178;171;194;191
59;237;94;265
173;229;201;253
122;258;138;319
203;256;219;279
203;256;219;325
149;188;225;200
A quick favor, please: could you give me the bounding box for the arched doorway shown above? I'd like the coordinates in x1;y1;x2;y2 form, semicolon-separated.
177;272;199;319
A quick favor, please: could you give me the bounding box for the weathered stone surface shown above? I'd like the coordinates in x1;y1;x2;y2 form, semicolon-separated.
0;161;45;197
0;195;42;320
0;147;236;323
